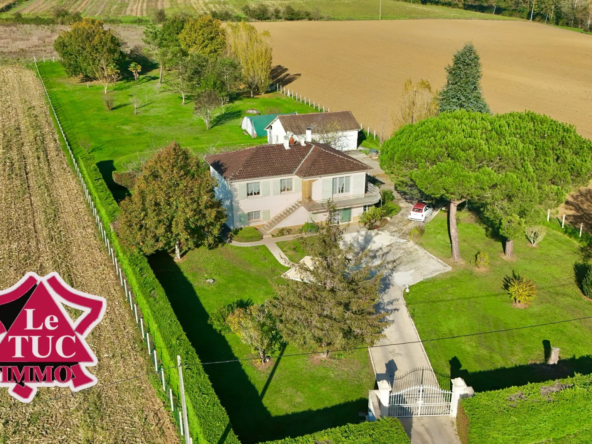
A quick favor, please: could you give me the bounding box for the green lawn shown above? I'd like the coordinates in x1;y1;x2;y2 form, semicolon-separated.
149;245;375;444
277;239;311;263
409;211;592;392
38;61;317;200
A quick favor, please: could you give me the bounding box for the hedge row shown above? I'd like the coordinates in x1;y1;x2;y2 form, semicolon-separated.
459;373;592;444
37;63;240;444
262;419;410;444
38;62;409;444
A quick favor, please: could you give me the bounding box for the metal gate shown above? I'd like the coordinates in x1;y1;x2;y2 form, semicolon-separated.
387;367;452;417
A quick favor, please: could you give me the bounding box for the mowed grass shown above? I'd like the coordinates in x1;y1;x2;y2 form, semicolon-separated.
277;238;310;263
150;245;375;444
408;211;592;391
38;61;317;197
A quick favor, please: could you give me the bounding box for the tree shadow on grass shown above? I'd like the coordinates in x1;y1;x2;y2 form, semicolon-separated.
149;250;368;444
212;109;242;129
450;350;592;393
96;160;130;203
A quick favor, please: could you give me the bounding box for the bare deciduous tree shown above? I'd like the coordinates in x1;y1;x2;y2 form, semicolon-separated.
193;89;220;130
392;78;438;134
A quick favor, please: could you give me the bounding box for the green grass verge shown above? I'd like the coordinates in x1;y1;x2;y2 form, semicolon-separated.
408;211;592;392
39;62;317;199
262;418;409;443
276;238;311;263
149;244;376;443
232;227;263;243
460;373;592;444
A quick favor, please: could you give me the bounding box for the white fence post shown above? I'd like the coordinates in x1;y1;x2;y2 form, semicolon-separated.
170;388;174;411
178;356;191;444
547;209;550;221
562;214;566;228
580;223;583;238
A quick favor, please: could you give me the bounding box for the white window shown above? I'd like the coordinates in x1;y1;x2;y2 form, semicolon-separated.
247;182;260;197
332;176;350;195
280;178;293;193
247;211;261;221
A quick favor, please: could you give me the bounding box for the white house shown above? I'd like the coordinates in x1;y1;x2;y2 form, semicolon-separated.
204;137;380;236
265;111;361;151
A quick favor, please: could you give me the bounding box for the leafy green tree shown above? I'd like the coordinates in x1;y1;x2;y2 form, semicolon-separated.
178;15;226;59
271;207;386;353
167;53;207;105
499;214;524;258
380;110;592;262
143;15;187;84
128;62;141;82
194;89;220;130
119;142;225;260
227;22;272;97
438;43;490;114
226;303;283;363
54;18;123;85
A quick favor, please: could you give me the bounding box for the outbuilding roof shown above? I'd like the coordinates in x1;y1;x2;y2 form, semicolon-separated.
205;142;370;181
266;111;360;134
244;112;296;137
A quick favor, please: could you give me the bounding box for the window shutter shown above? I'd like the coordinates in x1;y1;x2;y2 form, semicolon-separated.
262;209;270;221
352;174;364;195
294;177;301;193
261;181;270;197
273;179;281;196
238;183;247;200
322;178;332;200
238;213;248;226
345;176;351;193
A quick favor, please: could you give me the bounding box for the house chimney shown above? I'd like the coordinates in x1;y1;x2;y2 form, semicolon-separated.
306;127;312;143
283;135;290;150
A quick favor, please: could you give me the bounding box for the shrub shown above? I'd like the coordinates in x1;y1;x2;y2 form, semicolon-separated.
381;189;395;203
582;267;592;298
272;227;295;237
360;206;385;229
525;225;546;246
231;226;262;243
151;8;166;23
504;273;536;306
382;201;401;217
103;95;114;111
112;171;138;190
301;221;319;233
209;299;252;334
409;226;425;240
475;251;489;268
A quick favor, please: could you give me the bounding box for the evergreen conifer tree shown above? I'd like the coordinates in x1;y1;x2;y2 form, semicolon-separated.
438;43;490;114
271;207;386;353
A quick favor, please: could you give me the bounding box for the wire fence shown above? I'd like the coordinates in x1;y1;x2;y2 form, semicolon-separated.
276;83;386;146
33;57;193;444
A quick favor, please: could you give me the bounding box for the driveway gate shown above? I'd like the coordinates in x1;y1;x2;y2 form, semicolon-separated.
387;367;452;417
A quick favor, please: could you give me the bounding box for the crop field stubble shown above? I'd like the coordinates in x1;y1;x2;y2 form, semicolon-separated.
0;65;178;443
255;20;592;141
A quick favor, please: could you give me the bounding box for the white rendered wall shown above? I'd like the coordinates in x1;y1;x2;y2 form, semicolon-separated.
310;172;367;201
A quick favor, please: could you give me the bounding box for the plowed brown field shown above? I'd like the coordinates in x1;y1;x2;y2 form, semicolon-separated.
0;65;178;443
256;20;592;140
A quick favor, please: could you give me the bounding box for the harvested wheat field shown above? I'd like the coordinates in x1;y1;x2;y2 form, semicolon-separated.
0;65;178;443
256;20;592;140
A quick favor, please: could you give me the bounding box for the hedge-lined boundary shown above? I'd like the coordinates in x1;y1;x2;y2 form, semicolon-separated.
35;60;240;444
459;373;592;444
35;60;413;444
262;419;410;444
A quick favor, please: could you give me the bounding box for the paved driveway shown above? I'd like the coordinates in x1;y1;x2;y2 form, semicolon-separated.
342;230;460;444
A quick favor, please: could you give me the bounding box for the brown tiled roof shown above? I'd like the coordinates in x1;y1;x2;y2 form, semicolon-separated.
205;143;370;181
269;111;360;134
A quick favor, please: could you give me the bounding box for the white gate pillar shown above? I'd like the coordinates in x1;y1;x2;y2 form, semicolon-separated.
450;378;474;417
377;380;391;417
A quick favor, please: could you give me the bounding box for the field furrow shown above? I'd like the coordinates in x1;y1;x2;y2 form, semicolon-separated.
0;65;179;444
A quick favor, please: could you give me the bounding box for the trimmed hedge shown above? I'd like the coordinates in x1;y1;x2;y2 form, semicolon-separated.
459;374;592;444
38;62;407;444
262;419;410;444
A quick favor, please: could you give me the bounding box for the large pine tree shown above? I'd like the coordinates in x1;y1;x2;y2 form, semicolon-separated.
438;42;490;114
271;208;386;353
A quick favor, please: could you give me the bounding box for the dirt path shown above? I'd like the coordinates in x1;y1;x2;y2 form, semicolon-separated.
0;65;178;443
256;20;592;140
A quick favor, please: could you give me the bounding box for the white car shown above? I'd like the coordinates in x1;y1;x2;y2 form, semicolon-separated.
408;202;433;222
